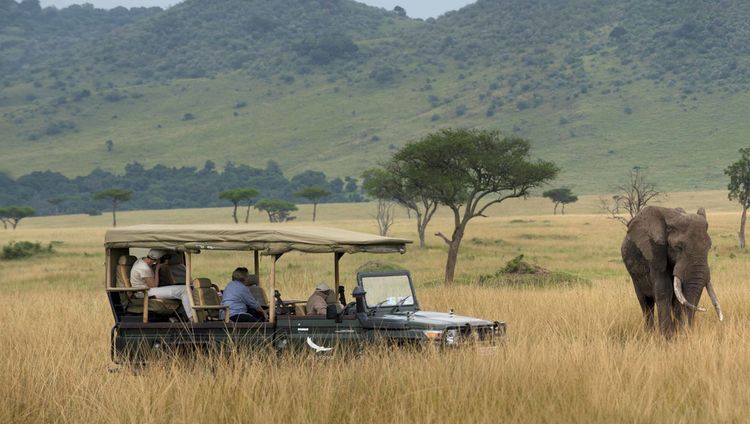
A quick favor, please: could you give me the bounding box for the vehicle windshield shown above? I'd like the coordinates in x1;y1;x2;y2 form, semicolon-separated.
360;274;415;308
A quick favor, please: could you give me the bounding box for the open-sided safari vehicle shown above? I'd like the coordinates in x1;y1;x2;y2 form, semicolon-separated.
105;225;505;362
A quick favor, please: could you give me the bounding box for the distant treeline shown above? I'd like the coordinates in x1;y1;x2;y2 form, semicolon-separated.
0;160;364;216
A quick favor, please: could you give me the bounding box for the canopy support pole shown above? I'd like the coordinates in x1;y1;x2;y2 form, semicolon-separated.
186;251;197;323
334;252;344;292
254;251;260;281
105;248;111;289
269;254;280;324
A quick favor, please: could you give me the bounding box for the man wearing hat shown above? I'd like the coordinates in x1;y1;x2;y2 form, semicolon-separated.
130;249;193;320
305;282;343;315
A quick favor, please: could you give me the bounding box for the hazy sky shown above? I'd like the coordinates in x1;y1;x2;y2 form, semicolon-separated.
39;0;477;19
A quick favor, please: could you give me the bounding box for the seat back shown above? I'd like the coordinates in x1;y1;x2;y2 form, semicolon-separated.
116;255;137;288
192;278;223;322
248;286;269;308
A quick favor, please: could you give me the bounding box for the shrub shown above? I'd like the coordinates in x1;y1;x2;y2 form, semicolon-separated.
1;241;55;260
477;254;589;288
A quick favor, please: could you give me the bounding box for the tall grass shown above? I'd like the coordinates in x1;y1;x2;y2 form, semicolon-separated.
1;199;748;423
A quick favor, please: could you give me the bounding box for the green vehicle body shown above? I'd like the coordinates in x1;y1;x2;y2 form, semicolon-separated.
105;225;505;362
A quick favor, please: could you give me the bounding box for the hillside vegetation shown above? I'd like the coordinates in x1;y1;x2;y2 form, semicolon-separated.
1;0;749;192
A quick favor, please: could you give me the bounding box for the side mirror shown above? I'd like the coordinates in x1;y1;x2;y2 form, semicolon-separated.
352;286;367;314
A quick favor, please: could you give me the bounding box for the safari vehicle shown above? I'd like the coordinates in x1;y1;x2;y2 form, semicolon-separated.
105;225;505;362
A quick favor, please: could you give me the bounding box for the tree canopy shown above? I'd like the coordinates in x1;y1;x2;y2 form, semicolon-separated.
362;167;438;248
1;161;363;217
219;188;260;224
254;199;297;223
542;188;578;215
294;186;331;222
0;206;36;230
725;148;750;248
391;128;558;283
94;188;132;227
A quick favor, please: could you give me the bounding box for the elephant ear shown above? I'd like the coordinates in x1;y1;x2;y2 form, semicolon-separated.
627;207;668;272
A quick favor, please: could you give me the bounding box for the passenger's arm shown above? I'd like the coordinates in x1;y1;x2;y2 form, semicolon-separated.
144;276;158;288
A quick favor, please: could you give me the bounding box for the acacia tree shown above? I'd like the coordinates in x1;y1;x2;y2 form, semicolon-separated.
542;188;578;215
600;168;663;226
725;148;750;248
0;206;36;230
219;188;259;224
255;199;297;223
362;167;439;248
94;189;132;227
392;128;558;284
294;186;331;222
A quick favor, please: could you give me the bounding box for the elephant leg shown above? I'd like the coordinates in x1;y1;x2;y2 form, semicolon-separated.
636;292;655;330
652;272;674;337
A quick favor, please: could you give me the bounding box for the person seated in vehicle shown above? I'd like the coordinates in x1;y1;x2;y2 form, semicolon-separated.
130;249;193;320
157;253;186;286
221;267;267;323
305;283;343;316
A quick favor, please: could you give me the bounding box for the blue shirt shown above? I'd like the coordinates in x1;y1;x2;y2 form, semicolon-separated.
221;280;262;319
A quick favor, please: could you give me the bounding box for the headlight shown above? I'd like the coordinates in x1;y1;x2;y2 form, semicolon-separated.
422;330;443;341
444;329;459;345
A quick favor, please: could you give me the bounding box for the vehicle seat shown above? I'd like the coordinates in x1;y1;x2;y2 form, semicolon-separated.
192;278;225;322
116;255;181;316
248;286;269;308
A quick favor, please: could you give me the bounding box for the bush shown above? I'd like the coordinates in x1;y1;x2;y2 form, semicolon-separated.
1;241;55;260
477;254;589;288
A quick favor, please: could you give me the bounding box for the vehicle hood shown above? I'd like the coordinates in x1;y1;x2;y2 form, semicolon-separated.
373;310;496;328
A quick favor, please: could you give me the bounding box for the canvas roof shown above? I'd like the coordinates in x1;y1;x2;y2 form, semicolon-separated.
104;224;411;254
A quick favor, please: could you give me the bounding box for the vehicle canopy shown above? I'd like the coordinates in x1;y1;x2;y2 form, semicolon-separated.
104;224;410;254
104;224;411;324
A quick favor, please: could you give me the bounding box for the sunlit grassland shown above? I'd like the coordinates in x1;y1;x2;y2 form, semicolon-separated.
1;194;749;423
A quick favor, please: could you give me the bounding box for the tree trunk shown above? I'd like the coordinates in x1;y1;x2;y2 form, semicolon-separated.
11;220;18;230
312;202;317;222
444;227;465;285
415;210;426;248
553;203;558;215
232;203;238;224
1;220;7;230
561;203;566;215
740;207;747;249
112;200;117;227
245;204;251;223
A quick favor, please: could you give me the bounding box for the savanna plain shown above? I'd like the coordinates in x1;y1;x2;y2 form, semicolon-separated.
2;192;749;423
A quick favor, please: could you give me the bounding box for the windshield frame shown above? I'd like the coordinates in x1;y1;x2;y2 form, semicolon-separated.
356;270;419;311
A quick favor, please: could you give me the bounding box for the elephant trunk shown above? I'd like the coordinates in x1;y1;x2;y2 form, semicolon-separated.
706;280;725;321
673;276;706;312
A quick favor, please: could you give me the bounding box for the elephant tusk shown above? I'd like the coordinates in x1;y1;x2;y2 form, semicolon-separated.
673;276;707;312
706;280;725;322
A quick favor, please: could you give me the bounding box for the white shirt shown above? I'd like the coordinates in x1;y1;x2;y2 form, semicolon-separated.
130;258;154;289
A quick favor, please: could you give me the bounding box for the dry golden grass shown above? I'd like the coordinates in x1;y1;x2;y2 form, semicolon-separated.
1;192;749;423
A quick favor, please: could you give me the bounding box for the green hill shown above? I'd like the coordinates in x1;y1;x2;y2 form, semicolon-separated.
1;0;749;193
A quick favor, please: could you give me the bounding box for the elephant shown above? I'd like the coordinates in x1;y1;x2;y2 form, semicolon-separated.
621;206;724;336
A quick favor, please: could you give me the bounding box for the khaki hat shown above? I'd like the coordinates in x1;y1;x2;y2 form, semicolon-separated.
315;283;331;292
147;249;167;260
